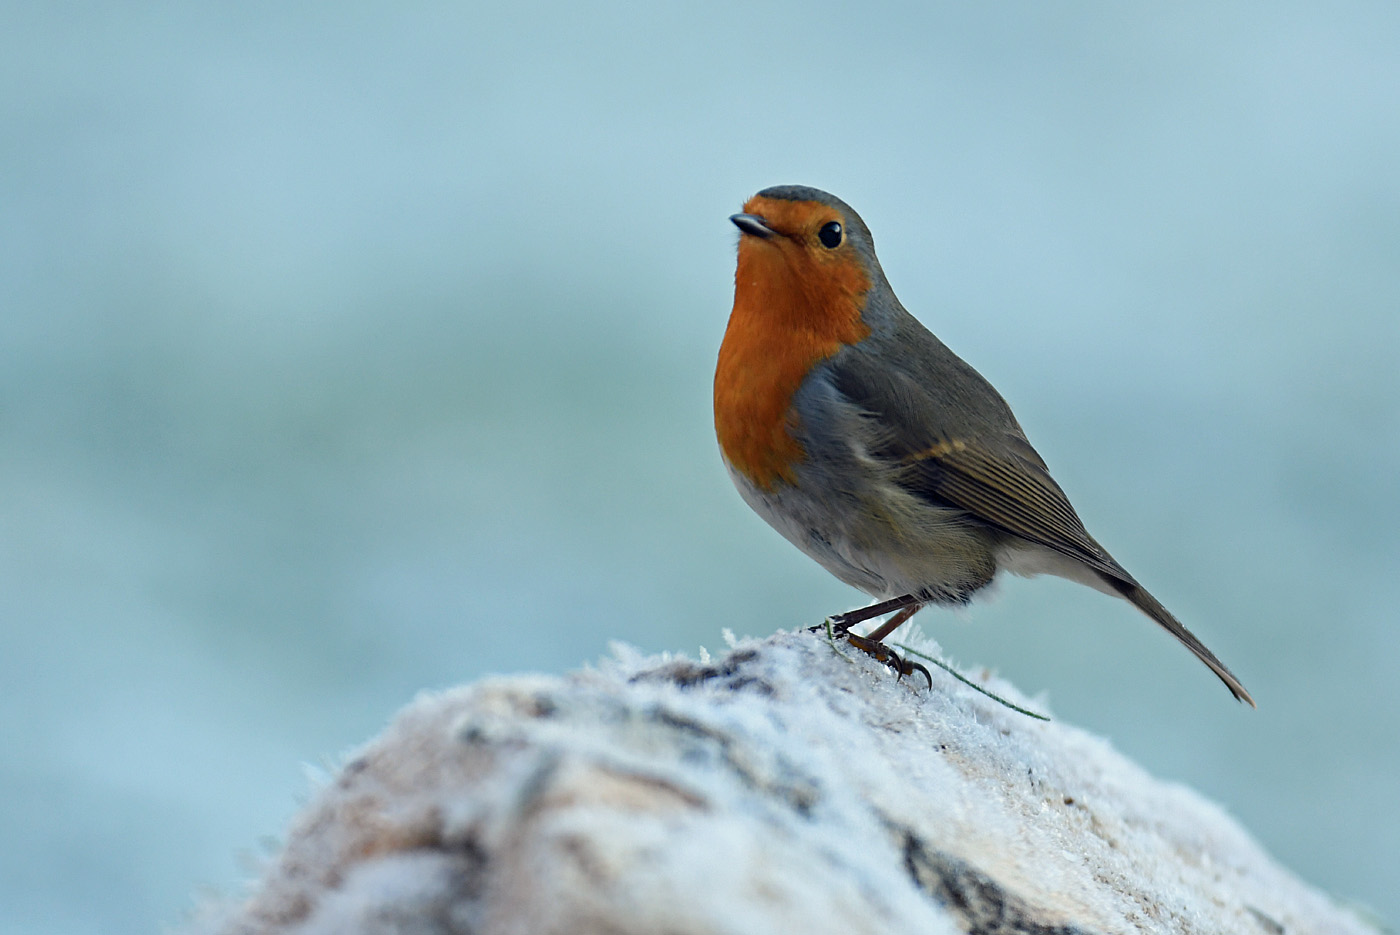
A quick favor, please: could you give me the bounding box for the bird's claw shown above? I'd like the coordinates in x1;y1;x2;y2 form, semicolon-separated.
843;632;933;689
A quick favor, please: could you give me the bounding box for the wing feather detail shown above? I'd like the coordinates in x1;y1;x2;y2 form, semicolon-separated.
830;350;1132;585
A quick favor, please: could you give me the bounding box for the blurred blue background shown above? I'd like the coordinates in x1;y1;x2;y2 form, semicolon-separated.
3;2;1397;932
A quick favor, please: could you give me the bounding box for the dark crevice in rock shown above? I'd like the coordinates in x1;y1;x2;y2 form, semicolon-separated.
897;826;1099;935
630;649;773;695
649;707;821;818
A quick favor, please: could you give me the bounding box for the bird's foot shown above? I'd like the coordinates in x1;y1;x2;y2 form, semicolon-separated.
842;632;933;689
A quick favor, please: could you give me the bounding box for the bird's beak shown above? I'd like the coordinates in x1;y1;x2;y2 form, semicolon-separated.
730;213;776;239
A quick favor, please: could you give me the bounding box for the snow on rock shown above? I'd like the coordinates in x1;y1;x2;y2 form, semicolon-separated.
196;631;1374;935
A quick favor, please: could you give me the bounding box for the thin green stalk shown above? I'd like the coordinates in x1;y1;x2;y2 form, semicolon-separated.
893;642;1050;722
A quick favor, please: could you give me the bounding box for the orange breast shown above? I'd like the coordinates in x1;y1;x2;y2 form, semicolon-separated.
715;227;870;490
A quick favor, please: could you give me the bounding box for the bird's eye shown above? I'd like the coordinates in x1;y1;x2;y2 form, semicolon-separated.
817;221;843;249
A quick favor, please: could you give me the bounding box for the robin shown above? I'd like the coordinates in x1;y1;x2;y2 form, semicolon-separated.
715;184;1254;706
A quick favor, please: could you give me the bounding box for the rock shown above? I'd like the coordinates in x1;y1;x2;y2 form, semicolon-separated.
195;631;1375;935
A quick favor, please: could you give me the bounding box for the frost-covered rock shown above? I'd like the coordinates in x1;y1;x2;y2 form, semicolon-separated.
198;631;1373;935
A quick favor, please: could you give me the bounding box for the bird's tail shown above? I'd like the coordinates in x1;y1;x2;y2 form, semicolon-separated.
1108;579;1256;707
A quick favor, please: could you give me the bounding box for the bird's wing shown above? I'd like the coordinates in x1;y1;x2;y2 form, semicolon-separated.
830;349;1133;585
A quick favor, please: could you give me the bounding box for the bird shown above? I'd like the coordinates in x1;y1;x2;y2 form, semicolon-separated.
714;184;1254;706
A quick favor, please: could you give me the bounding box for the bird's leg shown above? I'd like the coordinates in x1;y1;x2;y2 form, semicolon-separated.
845;603;929;686
817;594;922;635
862;602;922;642
814;597;932;688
